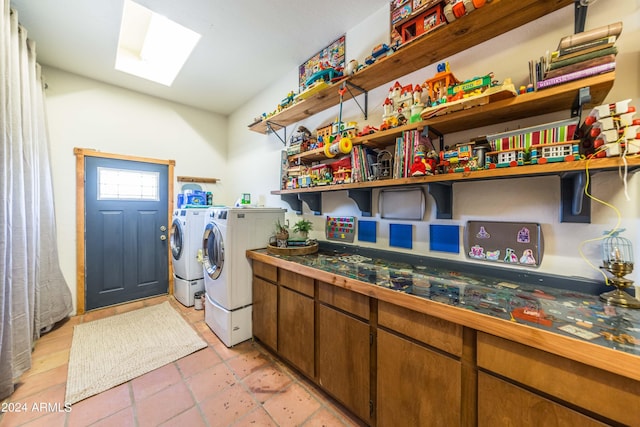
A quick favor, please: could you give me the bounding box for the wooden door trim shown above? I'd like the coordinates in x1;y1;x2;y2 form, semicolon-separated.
74;148;175;314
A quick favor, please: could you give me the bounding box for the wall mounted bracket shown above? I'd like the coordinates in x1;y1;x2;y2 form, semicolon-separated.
343;81;368;120
560;171;591;223
280;192;322;215
428;182;453;219
574;0;589;34
347;188;372;217
266;121;287;145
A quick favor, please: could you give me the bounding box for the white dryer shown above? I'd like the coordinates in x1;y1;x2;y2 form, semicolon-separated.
171;207;208;306
202;207;285;347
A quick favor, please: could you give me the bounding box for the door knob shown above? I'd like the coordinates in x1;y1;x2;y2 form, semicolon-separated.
160;225;167;232
160;235;167;241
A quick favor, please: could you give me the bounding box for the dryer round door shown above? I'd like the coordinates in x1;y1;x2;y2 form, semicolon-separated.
170;218;183;261
203;222;224;280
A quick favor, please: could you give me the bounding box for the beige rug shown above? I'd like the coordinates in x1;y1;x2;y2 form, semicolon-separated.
65;301;206;404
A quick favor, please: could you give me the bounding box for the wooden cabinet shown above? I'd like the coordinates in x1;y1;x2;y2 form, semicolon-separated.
377;329;462;427
252;276;277;351
317;304;371;423
477;332;640;426
278;285;315;378
317;281;371;423
478;372;608;427
251;261;278;350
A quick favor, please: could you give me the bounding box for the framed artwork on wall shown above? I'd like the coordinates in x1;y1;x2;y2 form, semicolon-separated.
298;35;346;92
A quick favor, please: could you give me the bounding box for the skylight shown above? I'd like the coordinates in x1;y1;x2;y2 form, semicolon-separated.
115;0;201;86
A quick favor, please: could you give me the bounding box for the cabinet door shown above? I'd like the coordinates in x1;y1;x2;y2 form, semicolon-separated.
478;372;608;427
377;329;461;427
278;286;314;377
252;276;277;350
317;304;370;423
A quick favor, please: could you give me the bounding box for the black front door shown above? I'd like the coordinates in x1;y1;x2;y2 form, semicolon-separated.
84;156;169;310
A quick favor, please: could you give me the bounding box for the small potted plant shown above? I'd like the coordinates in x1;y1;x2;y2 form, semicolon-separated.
274;219;289;248
293;218;313;240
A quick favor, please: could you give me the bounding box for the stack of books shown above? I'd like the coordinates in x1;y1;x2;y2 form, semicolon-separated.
535;22;621;90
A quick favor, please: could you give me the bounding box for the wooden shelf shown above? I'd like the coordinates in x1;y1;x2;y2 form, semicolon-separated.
276;72;621;221
274;156;640;195
273;156;640;221
177;176;220;184
248;0;574;134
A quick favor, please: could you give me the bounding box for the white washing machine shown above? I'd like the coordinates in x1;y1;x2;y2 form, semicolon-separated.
171;207;208;306
202;206;285;347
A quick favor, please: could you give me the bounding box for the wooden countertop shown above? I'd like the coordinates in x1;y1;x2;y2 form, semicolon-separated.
247;249;640;382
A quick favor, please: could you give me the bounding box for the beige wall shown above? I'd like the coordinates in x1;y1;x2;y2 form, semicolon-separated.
44;68;229;313
45;1;640;313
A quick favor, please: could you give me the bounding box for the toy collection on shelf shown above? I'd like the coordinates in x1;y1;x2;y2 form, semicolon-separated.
281;85;639;190
268;0;635;191
254;0;491;126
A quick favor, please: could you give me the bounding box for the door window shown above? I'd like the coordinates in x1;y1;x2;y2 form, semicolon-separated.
97;167;159;200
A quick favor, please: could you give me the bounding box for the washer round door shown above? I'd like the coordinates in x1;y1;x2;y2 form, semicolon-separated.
203;221;224;280
170;218;183;261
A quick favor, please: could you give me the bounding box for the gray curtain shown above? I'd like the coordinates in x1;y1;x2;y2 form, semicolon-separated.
1;1;73;400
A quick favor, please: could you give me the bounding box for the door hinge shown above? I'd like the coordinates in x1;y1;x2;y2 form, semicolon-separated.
370;400;374;417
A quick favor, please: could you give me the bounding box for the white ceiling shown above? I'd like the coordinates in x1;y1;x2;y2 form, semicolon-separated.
10;0;389;116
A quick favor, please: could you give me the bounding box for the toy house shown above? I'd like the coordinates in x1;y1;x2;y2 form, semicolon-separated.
396;2;446;45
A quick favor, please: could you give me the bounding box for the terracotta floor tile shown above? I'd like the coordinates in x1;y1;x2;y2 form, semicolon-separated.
232;407;278;427
193;323;223;346
4;296;362;427
25;350;69;377
87;406;136;427
241;362;293;404
18;410;67;427
185;362;236;403
211;339;254;361
199;382;257;426
31;333;73;359
176;347;222;379
1;383;67;427
158;406;207;427
67;383;131;426
262;382;322;426
131;362;182;401
10;364;68;401
226;348;271;379
302;407;352;427
135;381;195;427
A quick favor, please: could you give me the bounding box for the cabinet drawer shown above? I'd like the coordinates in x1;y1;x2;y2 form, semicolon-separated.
477;332;640;426
378;300;462;357
318;281;369;320
279;268;314;297
478;372;607;427
252;260;277;282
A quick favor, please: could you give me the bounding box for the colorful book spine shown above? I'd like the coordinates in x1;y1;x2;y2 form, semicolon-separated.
548;46;617;70
552;35;617;59
536;62;615;90
544;54;615;80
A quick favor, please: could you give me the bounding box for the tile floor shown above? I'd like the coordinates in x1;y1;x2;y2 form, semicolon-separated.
0;295;365;427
